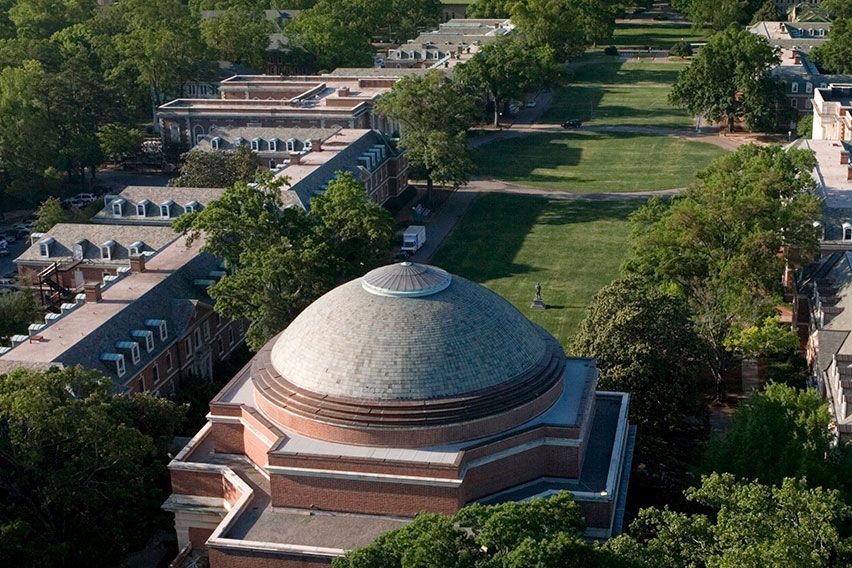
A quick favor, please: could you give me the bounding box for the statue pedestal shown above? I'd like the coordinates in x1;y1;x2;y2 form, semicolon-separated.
530;298;547;310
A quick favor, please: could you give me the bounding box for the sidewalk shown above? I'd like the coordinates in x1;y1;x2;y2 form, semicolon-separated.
409;189;479;263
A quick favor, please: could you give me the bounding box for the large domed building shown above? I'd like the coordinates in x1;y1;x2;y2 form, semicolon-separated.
165;263;634;567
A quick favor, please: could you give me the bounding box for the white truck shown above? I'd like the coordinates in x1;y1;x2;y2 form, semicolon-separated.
401;225;426;253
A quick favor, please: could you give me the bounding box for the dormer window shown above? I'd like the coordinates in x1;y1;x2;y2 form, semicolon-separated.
791;82;799;93
234;137;245;146
819;28;825;37
843;222;852;241
100;240;115;260
128;240;143;257
136;200;149;217
131;330;155;352
100;353;125;377
160;200;174;218
183;201;199;214
111;199;125;217
38;237;54;258
806;82;813;94
211;137;221;150
146;319;168;341
117;341;141;364
286;138;296;152
251;138;261;151
270;138;279;152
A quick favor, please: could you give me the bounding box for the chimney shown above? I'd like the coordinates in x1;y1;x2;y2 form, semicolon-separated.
289;152;301;165
84;282;102;303
337;86;350;97
794;55;801;64
841;151;849;165
130;254;146;273
310;138;323;152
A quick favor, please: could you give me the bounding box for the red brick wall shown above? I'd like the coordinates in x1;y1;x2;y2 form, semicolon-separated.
209;548;332;568
189;527;215;550
212;422;246;454
270;475;460;516
172;469;226;498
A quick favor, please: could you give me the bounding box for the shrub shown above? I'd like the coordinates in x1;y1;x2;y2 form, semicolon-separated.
669;42;693;58
603;45;619;56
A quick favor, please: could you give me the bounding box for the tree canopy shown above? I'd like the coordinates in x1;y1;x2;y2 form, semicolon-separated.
173;145;259;188
375;70;479;194
200;6;275;70
624;144;820;394
811;18;852;75
0;365;186;567
669;26;782;132
511;0;619;60
455;34;561;126
672;0;764;30
0;290;38;343
572;274;705;483
173;171;393;349
608;474;852;568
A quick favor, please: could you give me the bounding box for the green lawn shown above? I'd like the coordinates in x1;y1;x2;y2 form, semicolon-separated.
433;195;640;346
610;23;710;49
541;56;691;129
474;131;728;192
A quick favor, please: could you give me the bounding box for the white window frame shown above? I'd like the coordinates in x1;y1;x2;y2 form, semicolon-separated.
251;138;260;151
211;137;220;150
145;332;154;352
116;355;126;377
152;363;160;385
131;342;140;364
39;242;50;257
269;139;278;152
136;203;146;216
790;98;797;108
806;82;813;94
791;82;799;93
158;321;168;341
100;242;114;260
843;223;852;241
286;139;296;152
166;351;173;371
112;200;123;217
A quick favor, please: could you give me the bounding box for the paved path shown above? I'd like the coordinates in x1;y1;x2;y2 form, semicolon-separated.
409;189;479;263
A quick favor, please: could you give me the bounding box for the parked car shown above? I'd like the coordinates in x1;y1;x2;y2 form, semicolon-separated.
525;100;537;108
1;232;16;243
561;119;582;129
75;192;98;204
14;225;31;238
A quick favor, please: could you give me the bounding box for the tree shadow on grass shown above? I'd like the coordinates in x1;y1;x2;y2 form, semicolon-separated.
433;194;640;282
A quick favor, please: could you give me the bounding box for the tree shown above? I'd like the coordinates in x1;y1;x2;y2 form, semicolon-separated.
9;0;97;40
468;0;515;18
173;171;393;349
668;41;692;58
334;491;624;568
669;26;781;132
0;365;185;567
173;145;259;187
33;197;69;232
607;474;852;568
97;123;144;164
284;9;373;71
624;145;822;396
0;291;39;343
821;0;852;19
375;70;479;196
572;275;705;482
672;0;763;30
455;35;561;126
510;0;618;61
811;18;852;75
200;6;275;70
701;383;852;496
750;0;781;22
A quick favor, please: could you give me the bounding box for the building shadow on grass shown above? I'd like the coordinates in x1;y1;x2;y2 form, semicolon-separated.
432;193;641;282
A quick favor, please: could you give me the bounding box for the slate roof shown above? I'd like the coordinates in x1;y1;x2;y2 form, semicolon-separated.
195;126;340;154
269;264;551;401
92;186;225;225
1;238;221;390
16;223;178;264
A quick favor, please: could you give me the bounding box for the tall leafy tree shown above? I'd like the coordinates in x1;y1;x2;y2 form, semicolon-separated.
625;144;821;396
669;26;782;132
510;0;618;60
200;6;276;70
0;291;39;343
8;0;97;39
284;9;373;71
375;70;479;195
456;34;561;126
0;365;185;567
607;474;852;568
702;383;852;497
572;275;705;482
811;18;852;75
173;171;393;348
821;0;852;18
173;145;259;188
97;123;144;164
468;0;516;18
673;0;764;29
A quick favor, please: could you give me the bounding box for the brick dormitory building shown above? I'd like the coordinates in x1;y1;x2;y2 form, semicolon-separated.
0;235;246;395
163;262;634;567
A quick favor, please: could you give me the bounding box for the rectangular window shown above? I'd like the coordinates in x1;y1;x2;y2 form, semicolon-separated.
136;204;146;216
39;243;49;257
116;356;125;377
152;363;160;385
791;83;799;93
790;98;798;108
160;205;170;218
251;139;260;151
218;338;224;355
204;321;210;339
131;343;140;364
166;351;173;371
159;321;168;341
194;328;202;348
100;246;111;260
185;337;192;357
228;328;234;345
145;332;154;352
112;201;123;217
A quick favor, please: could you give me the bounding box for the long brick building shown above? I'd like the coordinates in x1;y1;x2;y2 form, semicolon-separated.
164;262;634;567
